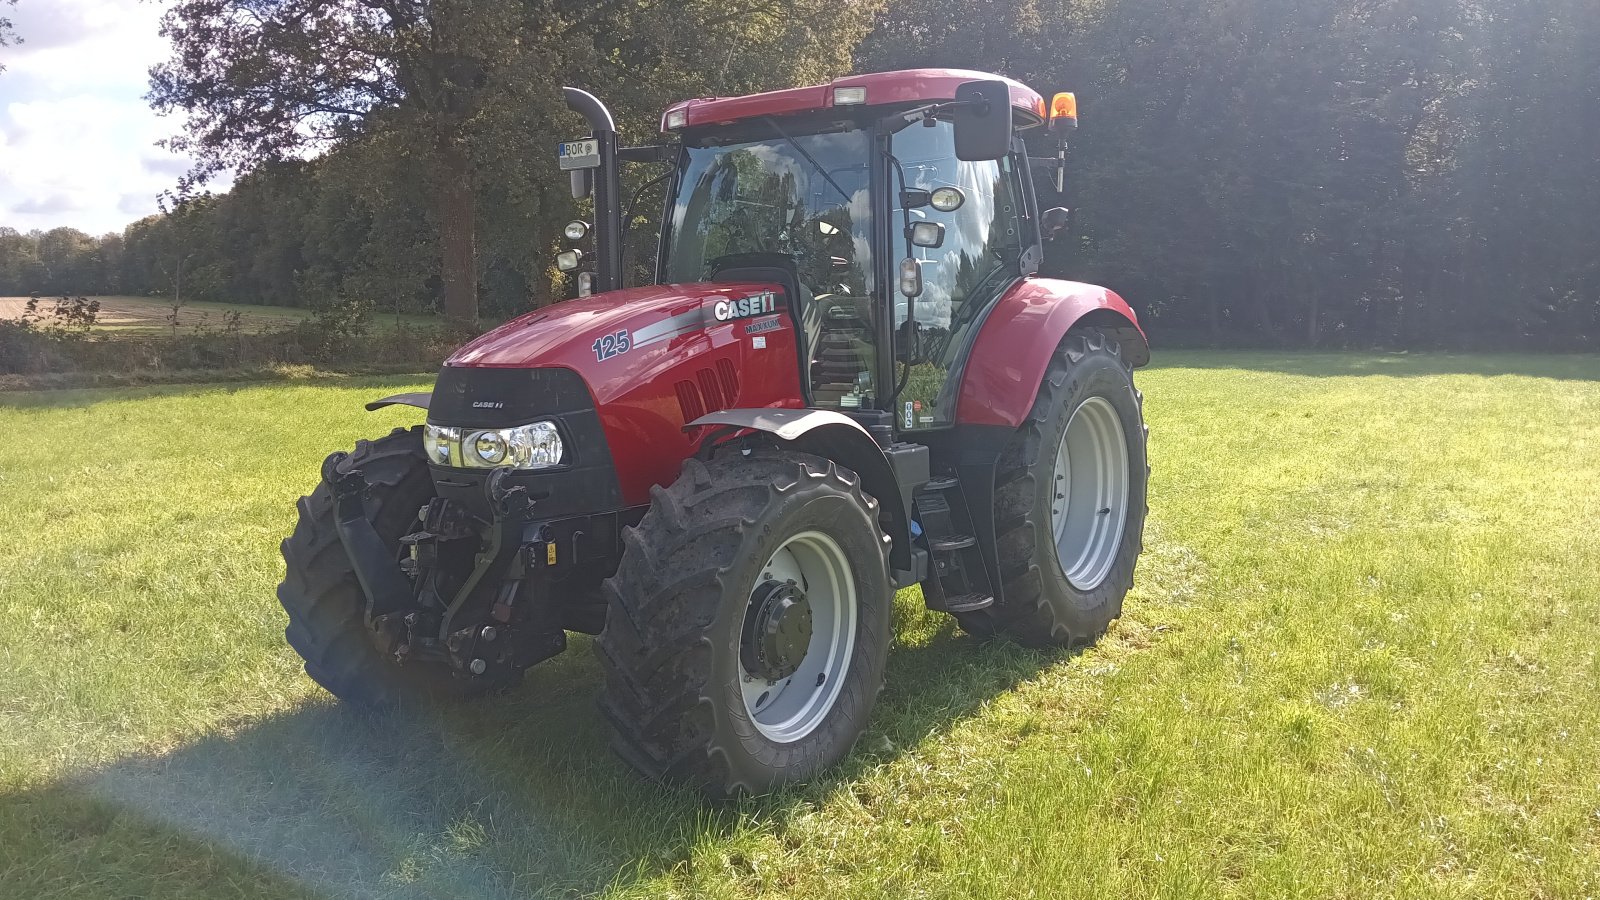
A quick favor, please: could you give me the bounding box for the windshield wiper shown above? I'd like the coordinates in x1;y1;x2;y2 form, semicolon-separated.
762;116;853;205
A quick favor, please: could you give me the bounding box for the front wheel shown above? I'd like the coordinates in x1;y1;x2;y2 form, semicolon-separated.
596;449;892;796
956;328;1149;647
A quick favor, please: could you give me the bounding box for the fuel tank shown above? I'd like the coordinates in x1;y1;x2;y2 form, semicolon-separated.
436;283;803;507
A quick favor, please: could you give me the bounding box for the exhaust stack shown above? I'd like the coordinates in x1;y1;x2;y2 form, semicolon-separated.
562;87;625;293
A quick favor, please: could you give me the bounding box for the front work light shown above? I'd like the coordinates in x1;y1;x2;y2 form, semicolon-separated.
557;249;583;272
424;421;565;470
833;86;867;106
909;221;945;249
898;257;924;298
564;220;590;241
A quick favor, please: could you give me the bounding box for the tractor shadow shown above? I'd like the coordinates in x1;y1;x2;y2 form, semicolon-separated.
11;609;1065;899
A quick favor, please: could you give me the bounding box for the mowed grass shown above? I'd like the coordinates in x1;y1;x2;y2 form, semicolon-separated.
2;352;1598;898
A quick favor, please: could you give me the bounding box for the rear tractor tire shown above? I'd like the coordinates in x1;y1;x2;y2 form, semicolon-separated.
956;327;1149;648
277;426;513;707
597;449;893;796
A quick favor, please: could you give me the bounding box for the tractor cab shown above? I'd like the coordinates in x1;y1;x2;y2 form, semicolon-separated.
560;70;1078;432
280;70;1148;798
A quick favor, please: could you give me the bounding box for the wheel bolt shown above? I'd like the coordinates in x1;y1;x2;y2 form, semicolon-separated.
480;626;498;642
469;658;487;675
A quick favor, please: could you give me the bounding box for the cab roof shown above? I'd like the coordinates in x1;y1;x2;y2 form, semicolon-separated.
660;68;1047;132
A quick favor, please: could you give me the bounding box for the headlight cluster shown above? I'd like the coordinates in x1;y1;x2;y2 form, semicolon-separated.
424;421;564;470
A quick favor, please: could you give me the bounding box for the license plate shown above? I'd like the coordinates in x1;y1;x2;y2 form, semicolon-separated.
558;139;600;171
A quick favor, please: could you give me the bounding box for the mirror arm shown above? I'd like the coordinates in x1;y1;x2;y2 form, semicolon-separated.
878;99;982;135
618;144;675;164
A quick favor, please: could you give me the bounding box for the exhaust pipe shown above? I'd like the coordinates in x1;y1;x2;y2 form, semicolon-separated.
563;87;625;293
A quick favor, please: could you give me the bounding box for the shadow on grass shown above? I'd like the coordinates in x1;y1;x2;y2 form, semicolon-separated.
3;619;1064;899
1149;349;1600;381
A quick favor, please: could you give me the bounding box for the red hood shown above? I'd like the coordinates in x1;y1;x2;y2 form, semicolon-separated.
448;283;777;368
441;281;805;505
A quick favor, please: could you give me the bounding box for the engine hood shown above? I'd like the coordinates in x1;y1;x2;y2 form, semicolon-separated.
438;280;805;506
447;282;782;369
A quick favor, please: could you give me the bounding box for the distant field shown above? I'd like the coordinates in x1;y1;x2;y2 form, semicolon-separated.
1;352;1598;899
0;295;436;334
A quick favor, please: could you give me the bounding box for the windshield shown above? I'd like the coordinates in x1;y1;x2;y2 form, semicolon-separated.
662;125;874;302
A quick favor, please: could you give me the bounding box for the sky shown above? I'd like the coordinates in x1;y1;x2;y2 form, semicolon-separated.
0;0;212;236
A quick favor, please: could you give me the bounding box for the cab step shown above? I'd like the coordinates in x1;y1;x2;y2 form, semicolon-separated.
915;476;996;616
940;592;995;613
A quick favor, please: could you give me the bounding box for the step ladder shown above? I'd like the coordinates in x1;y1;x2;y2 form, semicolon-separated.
915;477;995;614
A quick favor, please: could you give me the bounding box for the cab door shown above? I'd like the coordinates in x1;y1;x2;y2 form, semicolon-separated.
889;120;1029;431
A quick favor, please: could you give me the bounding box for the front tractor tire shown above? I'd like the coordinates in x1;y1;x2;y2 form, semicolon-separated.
957;328;1150;648
597;450;892;796
278;427;507;707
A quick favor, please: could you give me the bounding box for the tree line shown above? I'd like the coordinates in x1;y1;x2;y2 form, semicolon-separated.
6;0;1597;349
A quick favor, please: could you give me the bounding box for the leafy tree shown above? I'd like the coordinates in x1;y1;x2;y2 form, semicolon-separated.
149;0;530;325
0;0;18;72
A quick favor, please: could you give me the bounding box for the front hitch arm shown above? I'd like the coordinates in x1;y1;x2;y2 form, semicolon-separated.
322;452;415;622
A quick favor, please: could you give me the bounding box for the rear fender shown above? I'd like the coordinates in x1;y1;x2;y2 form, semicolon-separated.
687;409;915;582
955;278;1148;428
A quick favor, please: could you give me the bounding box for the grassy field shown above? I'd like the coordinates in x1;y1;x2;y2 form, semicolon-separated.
0;295;436;335
2;352;1598;898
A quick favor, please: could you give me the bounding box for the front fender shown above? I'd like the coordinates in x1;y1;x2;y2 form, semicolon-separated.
687;409;917;582
955;277;1147;428
365;392;432;412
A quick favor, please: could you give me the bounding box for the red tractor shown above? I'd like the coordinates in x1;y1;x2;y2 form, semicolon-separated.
280;69;1149;795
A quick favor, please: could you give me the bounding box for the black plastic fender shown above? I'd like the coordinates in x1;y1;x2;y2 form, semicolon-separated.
366;392;432;412
687;409;918;586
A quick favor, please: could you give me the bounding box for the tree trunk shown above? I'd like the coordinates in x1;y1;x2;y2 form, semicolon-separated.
437;139;478;326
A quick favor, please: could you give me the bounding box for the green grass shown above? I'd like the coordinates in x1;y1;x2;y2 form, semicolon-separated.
2;352;1598;898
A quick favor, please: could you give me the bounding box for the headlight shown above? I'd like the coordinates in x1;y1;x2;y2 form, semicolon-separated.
424;421;564;470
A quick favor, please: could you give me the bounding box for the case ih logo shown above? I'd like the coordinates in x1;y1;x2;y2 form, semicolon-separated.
471;401;505;409
713;291;777;322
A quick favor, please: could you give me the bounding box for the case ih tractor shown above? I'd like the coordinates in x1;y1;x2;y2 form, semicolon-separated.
279;69;1149;795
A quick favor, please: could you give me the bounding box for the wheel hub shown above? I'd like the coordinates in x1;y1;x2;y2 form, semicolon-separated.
741;580;814;681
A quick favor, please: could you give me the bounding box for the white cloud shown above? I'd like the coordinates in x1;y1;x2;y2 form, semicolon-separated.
0;0;214;235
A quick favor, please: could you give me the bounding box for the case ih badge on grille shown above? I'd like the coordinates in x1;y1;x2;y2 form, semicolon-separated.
279;71;1149;800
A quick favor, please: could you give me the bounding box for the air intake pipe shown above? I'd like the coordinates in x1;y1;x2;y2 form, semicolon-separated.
562;87;625;293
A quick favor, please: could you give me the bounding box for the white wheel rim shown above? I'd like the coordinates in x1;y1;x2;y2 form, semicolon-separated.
739;530;857;743
1051;395;1130;591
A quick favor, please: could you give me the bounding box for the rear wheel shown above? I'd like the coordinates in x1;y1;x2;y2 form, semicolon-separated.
278;427;507;706
956;328;1149;647
597;449;892;795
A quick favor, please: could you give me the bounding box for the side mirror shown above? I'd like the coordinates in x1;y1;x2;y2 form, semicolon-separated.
1041;207;1072;241
952;80;1013;162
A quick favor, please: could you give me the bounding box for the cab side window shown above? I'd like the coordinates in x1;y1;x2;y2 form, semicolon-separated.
891;120;1024;428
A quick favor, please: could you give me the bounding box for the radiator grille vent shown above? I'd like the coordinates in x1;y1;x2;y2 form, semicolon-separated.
674;359;742;423
695;367;723;411
715;358;740;401
674;380;705;422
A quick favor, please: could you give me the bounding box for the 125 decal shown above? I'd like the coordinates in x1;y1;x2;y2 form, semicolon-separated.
591;329;632;362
